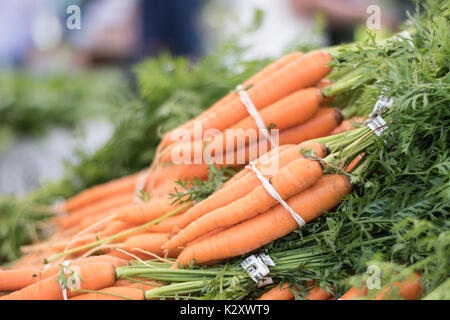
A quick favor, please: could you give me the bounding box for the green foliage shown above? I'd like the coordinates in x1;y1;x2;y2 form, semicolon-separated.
0;69;125;139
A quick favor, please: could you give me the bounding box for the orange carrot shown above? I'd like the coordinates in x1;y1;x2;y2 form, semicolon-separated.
63;172;140;212
116;198;189;225
174;174;352;266
374;273;421;300
164;157;323;251
0;261;116;300
0;256;127;292
340;286;369;300
39;255;128;280
168;142;328;236
221;144;294;189
159;52;305;147
258;283;332;300
107;233;182;260
180;51;332;139
278;108;343;146
258;283;296;300
145;164;210;191
69;286;144;300
330;117;365;135
57;193;135;230
0;268;41;291
345;152;366;173
164;87;323;162
143;214;189;233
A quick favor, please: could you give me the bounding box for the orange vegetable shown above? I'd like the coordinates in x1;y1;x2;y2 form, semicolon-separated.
164;157;323;251
164;87;323;163
259;283;332;300
374;273;422;300
0;268;41;292
330;117;365;135
116;198;189;225
107;233;181;260
63;172;140;212
160;51;306;147
179;51;332;141
57;193;135;230
168;142;327;236
174;174;352;266
0;262;116;300
278;108;343;146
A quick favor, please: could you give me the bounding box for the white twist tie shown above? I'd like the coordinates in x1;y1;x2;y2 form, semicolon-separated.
59;260;72;301
235;84;278;148
245;161;305;227
58;260;82;300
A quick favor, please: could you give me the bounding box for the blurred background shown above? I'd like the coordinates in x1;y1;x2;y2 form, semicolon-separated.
0;0;412;195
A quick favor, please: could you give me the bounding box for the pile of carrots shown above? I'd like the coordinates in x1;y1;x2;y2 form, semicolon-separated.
0;50;399;300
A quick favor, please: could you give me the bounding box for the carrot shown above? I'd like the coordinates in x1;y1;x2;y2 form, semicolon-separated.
164;157;323;251
374;273;421;300
330;117;365;135
38;233;101;252
150;180;182;198
0;268;41;291
159;52;305;147
63;172;140;212
168;142;327;236
340;286;369;300
144;214;189;233
100;220;135;237
174;174;352;266
163;87;323;163
305;286;334;300
107;233;181;260
40;255;128;279
258;283;332;300
221;144;294;189
0;256;127;292
278;108;343;146
167;143;326;233
69;286;144;300
77;210;115;231
145;164;210;191
171;51;332;148
345;152;366;173
116;198;189;225
57;193;135;230
0;261;116;300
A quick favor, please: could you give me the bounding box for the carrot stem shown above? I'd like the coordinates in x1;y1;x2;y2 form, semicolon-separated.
321;69;364;97
71;288;135;300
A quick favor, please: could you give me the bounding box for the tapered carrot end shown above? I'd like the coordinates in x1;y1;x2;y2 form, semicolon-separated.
341;174;354;192
333;108;344;127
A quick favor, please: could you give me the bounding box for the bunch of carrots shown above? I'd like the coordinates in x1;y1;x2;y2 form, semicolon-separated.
0;49;387;300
